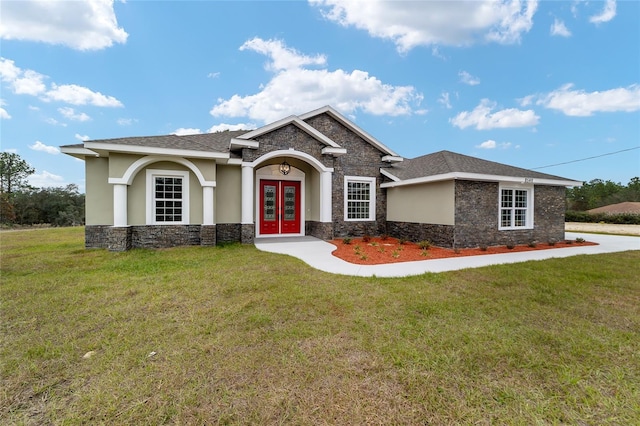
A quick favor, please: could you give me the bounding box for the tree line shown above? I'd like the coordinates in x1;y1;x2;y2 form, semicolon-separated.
0;152;84;227
566;177;640;211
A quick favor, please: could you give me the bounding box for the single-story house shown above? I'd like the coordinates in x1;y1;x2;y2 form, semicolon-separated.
61;105;581;251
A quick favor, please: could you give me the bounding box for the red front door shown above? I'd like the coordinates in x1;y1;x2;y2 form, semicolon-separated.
260;180;301;235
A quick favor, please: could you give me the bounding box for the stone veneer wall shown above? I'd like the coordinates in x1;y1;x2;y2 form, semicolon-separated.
239;113;392;240
453;181;566;248
305;221;333;240
216;223;242;244
86;225;111;249
305;113;388;238
386;222;455;248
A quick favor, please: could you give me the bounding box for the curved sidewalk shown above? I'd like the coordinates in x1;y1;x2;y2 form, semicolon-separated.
254;232;640;277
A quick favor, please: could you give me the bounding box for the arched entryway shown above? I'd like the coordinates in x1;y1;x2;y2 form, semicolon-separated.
255;164;305;237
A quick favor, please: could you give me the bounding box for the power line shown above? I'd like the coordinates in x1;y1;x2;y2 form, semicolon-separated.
531;146;640;170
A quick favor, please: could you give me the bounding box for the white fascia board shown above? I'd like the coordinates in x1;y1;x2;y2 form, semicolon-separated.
60;146;99;159
230;138;259;149
380;168;401;182
381;155;403;163
84;142;230;160
381;172;583;188
299;105;401;157
226;157;243;165
321;146;347;157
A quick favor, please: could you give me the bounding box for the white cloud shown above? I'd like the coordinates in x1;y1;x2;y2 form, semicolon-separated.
211;38;423;123
0;57;123;107
207;72;220;79
28;170;65;188
59;107;91;121
450;99;539;130
310;0;538;53
534;83;640;116
590;0;616;24
476;139;512;149
0;99;10;119
45;84;123;107
459;71;480;86
550;18;571;37
207;123;255;133
117;117;137;125
0;0;128;51
241;38;327;71
438;92;452;109
75;133;90;142
45;117;67;127
172;128;202;136
29;141;60;155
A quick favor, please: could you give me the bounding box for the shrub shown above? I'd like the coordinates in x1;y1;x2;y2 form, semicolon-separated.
420;250;430;257
342;237;352;245
362;234;371;243
418;240;431;250
528;241;537;248
506;243;515;250
380;234;389;241
548;239;556;246
398;238;407;245
575;237;585;243
565;210;640;225
479;245;488;251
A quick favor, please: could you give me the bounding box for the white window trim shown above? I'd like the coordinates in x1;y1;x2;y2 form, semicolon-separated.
344;176;376;221
498;183;534;230
146;169;190;225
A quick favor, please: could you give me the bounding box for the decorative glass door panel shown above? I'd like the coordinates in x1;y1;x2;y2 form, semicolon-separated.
259;180;301;235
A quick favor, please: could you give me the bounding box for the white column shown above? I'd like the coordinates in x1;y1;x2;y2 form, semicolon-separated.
320;170;332;222
113;184;128;227
203;186;215;225
241;164;254;224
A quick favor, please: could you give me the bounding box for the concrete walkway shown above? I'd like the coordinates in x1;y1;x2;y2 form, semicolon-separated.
254;232;640;277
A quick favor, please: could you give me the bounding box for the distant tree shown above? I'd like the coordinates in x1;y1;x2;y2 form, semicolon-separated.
567;177;639;211
0;152;35;195
12;184;85;226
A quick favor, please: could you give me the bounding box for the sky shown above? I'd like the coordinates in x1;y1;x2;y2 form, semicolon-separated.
0;0;638;193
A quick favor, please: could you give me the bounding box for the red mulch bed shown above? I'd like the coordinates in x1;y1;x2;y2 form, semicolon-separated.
329;237;598;265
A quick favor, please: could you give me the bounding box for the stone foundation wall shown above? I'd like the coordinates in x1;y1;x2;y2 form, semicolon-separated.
386;222;455;248
200;225;216;246
108;227;132;252
241;224;255;244
86;225;111;249
306;221;334;240
130;225;202;249
216;223;242;244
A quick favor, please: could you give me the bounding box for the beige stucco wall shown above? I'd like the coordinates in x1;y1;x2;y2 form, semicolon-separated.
215;165;241;223
128;161;202;225
386;180;455;225
85;157;112;225
109;153;143;180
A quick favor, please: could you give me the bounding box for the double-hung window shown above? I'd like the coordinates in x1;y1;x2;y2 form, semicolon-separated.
344;176;376;221
146;169;189;224
499;185;533;230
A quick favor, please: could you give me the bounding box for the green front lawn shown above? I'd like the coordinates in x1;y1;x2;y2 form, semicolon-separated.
2;227;639;424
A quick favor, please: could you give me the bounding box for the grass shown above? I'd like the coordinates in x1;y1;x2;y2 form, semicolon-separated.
2;227;640;424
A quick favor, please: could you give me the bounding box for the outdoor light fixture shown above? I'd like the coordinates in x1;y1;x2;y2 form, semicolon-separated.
279;161;291;175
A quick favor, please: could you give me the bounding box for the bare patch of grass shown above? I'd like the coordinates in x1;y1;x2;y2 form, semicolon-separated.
1;228;639;424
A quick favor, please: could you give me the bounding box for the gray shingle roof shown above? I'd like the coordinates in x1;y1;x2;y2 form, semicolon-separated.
388;150;572;181
62;130;251;153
